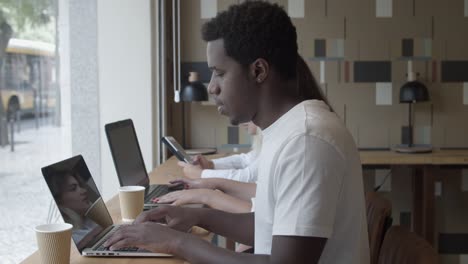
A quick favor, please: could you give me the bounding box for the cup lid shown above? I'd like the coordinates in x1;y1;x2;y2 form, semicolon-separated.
35;223;73;233
119;186;145;192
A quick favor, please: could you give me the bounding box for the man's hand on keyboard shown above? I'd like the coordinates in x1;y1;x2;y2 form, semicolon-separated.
103;222;185;254
134;205;200;233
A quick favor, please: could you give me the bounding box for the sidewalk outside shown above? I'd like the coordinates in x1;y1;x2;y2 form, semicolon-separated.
0;124;71;264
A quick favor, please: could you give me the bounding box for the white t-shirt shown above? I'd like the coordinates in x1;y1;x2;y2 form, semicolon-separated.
254;100;369;264
201;151;258;183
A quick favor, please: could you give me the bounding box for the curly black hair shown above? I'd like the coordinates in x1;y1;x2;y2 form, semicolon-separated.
202;1;298;80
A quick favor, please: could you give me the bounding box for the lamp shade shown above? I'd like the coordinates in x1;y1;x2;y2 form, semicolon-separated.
181;81;208;101
181;72;208;102
399;81;429;103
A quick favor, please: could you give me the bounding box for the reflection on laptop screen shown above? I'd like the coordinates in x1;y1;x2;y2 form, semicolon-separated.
106;121;148;187
42;156;112;251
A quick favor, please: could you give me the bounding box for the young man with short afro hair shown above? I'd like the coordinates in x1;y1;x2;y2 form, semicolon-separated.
105;2;370;263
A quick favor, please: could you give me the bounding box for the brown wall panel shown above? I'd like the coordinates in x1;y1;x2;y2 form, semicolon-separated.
327;0;373;18
303;0;326;18
433;84;467;113
390;39;403;59
435;16;468;40
347;17;394;40
413;102;432;129
434;17;450;41
416;0;464;17
358;39;391;60
444;122;468;148
431;84;468;147
388;17;432;39
344;39;360;60
358;123;391;148
393;0;415;17
181;0;207;62
413;38;432;57
431;122;445;147
326;38;342;58
325;61;340;84
190;103;230;148
446;39;468;60
303;17;345;39
392;61;407;83
335;84;401;148
432;39;447;62
414;0;435;17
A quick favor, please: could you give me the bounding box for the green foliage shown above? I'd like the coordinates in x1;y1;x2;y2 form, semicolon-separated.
0;0;55;43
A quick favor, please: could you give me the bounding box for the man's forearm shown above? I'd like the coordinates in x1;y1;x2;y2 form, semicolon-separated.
175;233;270;264
195;209;254;245
175;233;326;264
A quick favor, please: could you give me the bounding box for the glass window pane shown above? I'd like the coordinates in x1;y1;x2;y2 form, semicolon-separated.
1;1;71;262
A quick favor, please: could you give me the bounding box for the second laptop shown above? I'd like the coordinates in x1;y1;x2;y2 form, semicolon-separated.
105;119;183;209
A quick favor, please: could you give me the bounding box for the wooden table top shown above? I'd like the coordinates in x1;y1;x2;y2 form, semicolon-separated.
359;149;468;165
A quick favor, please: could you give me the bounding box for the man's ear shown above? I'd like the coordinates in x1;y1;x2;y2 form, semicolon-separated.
250;58;269;84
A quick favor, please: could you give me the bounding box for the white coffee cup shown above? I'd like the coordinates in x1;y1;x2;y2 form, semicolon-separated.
35;223;73;264
119;186;145;222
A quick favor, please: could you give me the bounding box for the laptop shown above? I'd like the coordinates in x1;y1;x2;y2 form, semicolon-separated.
105;119;183;209
41;155;171;257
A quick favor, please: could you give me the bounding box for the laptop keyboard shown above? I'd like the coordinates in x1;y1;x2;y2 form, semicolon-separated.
144;185;170;203
95;226;139;252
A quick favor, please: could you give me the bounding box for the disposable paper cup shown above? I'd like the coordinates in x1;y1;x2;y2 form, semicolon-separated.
119;186;145;222
35;223;73;264
84;197;113;227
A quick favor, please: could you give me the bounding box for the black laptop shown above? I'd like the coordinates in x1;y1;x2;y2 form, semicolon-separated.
41;155;171;257
105;119;183;208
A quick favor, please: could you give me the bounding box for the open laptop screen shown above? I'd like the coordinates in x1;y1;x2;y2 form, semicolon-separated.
42;155;112;252
105;119;149;187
